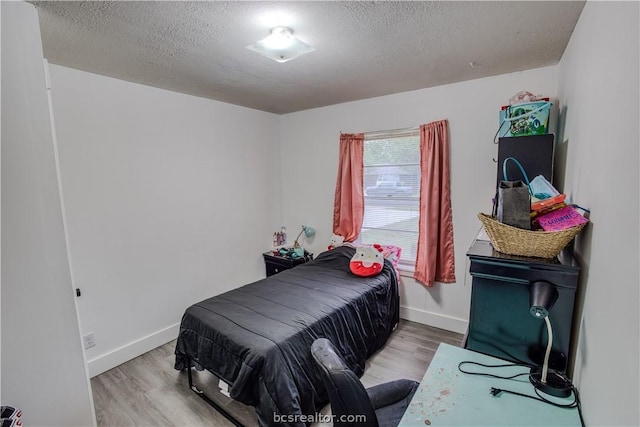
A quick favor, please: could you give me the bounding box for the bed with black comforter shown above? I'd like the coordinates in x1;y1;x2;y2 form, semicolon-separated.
174;245;399;426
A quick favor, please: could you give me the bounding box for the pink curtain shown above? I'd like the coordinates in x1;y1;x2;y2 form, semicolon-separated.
333;133;365;242
414;120;456;286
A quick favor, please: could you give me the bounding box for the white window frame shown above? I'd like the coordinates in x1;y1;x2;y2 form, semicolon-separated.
361;128;420;269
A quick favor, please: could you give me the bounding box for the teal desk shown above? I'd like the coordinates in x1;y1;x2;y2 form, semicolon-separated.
398;343;581;426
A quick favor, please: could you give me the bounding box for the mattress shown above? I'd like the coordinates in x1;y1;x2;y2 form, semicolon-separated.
174;245;399;426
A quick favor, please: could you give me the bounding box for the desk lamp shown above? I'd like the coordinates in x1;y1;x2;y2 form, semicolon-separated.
293;225;315;256
528;280;572;398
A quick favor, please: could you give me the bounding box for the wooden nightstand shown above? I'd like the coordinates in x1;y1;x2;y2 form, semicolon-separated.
263;250;313;277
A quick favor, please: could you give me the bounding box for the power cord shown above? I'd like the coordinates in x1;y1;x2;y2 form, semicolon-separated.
458;360;585;427
458;360;532;380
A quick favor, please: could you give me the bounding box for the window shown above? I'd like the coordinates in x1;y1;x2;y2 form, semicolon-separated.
361;130;420;267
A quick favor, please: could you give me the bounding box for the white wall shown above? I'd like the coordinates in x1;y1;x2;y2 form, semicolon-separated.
27;4;639;425
279;67;559;332
0;2;95;425
48;65;282;376
557;2;639;425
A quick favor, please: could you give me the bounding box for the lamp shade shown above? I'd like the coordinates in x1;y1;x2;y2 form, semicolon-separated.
301;225;316;239
527;280;572;398
293;225;315;250
529;280;558;318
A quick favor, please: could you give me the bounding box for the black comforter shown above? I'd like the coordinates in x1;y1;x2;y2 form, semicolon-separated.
174;245;399;426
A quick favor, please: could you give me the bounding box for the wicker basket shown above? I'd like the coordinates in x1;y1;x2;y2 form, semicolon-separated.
478;213;587;258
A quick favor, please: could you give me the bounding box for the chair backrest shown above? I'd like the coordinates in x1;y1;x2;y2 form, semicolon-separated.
311;338;379;427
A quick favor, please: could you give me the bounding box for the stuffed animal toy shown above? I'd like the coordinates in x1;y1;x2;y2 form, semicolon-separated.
350;244;384;277
328;234;345;250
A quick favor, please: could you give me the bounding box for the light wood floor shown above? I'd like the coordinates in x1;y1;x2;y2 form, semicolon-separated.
91;320;464;426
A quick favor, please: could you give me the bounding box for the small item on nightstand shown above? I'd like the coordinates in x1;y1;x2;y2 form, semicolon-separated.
263;249;314;276
273;227;287;247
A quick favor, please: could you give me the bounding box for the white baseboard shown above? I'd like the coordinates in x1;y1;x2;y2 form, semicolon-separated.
86;311;465;377
400;305;468;334
86;322;180;378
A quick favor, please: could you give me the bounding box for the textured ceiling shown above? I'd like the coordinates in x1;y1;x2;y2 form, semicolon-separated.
32;1;585;114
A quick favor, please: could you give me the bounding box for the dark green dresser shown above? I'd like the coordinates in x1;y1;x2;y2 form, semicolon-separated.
466;240;580;373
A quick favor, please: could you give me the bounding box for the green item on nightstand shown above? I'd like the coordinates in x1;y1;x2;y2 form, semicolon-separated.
263;250;313;277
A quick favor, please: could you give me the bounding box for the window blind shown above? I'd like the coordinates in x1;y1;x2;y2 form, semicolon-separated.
362;132;420;265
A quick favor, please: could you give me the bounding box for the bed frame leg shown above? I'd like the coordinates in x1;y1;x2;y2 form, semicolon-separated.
186;363;245;427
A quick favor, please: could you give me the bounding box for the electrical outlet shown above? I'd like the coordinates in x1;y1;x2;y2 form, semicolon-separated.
83;332;96;349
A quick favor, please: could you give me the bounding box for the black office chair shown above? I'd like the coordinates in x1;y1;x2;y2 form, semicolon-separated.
311;338;419;427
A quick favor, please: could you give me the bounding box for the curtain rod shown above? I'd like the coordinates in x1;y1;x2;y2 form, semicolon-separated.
363;125;420;140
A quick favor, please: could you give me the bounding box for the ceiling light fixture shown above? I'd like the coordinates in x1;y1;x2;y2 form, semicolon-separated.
247;27;314;63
